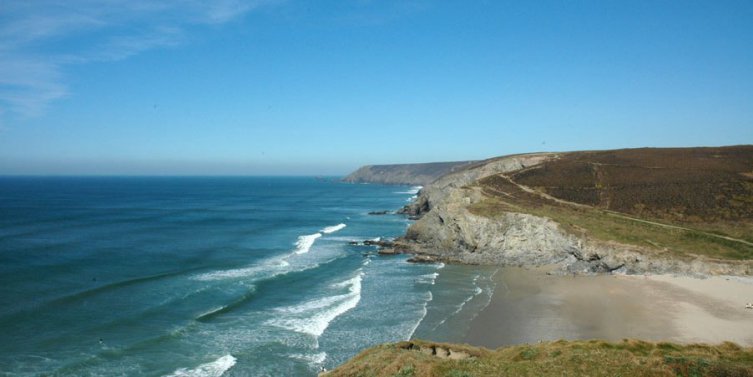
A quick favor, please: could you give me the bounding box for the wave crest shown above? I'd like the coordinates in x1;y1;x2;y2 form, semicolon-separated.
266;271;363;337
164;355;236;377
320;223;346;234
395;186;423;195
294;233;322;254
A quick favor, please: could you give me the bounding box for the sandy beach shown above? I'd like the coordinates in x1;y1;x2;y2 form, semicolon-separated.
464;268;753;348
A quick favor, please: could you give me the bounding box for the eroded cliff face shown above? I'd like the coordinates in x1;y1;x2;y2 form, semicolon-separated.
398;154;752;276
342;161;477;186
405;186;579;266
399;154;553;216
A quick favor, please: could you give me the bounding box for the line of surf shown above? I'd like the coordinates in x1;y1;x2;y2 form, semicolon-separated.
407;290;433;340
406;261;445;339
193;258;291;281
431;274;485;331
195;287;257;322
394;186;423;195
320;223;347;234
294;233;322;254
164;355;236;377
266;271;363;339
290;352;327;367
195;222;348;281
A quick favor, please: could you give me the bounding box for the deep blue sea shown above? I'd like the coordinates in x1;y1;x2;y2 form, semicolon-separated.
0;177;496;376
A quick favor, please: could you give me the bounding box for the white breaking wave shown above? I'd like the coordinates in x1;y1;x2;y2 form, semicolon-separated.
193;229;333;281
395;186;423;195
295;233;322;254
290;352;327;365
194;262;286;281
320;223;347;234
164;355;236;377
407;290;433;340
470;269;500;323
405;195;417;202
197;306;227;319
431;276;486;331
416;272;439;285
324;236;360;242
267;272;363;337
452;279;484;316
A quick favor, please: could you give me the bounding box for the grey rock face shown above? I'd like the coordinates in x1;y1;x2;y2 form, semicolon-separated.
398;154;752;276
342;161;477;185
404;185;578;267
400;153;554;216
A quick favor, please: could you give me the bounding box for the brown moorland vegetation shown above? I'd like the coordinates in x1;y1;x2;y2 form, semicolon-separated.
513;146;753;225
469;146;753;260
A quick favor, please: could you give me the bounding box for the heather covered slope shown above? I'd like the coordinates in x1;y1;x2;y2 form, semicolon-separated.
472;146;753;261
510;146;753;231
399;145;753;274
322;339;753;377
343;161;477;185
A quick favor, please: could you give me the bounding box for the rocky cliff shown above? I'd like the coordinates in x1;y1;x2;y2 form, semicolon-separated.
342;161;477;185
395;147;753;276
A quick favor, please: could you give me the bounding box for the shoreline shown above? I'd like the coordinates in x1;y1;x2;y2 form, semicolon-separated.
462;267;753;348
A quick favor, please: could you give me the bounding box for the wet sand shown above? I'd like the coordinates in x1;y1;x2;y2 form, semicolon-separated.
464;268;753;348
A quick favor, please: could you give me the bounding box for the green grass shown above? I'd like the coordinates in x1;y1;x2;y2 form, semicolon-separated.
462;146;753;261
468;176;753;261
324;340;753;377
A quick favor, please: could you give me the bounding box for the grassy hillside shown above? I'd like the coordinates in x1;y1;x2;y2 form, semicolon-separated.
323;339;753;377
468;146;753;261
512;146;753;225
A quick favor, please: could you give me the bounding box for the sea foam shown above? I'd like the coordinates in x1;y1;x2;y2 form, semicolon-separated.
407;290;433;340
431;274;486;330
395;186;423;195
320;223;347;234
193;261;287;281
290;352;327;365
164;355;236;377
267;272;363;337
416;272;439;285
196;230;325;281
294;233;322;254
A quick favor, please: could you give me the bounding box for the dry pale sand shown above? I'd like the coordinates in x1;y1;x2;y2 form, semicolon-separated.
464;267;753;348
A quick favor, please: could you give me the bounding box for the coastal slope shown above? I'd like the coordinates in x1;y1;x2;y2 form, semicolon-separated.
394;146;753;275
343;161;477;185
322;339;753;377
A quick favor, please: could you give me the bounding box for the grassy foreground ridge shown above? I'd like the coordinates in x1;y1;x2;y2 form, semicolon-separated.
323;339;753;377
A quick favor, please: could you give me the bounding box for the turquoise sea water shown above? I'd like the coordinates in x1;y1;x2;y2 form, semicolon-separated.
0;177;496;376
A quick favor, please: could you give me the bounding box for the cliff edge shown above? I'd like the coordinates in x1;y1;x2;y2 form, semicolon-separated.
342;161;477;186
396;146;753;276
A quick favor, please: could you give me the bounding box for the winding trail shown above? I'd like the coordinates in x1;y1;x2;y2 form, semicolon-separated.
495;174;753;248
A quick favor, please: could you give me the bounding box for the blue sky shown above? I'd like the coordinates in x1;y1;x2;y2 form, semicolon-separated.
1;0;752;175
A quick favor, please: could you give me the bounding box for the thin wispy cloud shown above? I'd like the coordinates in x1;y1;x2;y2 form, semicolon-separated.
0;0;276;119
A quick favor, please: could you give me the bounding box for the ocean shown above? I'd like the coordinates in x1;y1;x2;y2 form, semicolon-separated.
0;177;496;376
